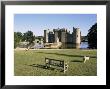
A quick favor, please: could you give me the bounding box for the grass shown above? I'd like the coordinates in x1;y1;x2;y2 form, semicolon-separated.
14;49;97;76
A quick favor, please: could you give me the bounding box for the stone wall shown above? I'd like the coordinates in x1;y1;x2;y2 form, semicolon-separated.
44;27;81;49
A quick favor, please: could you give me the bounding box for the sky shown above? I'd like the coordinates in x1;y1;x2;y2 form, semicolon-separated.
14;14;97;36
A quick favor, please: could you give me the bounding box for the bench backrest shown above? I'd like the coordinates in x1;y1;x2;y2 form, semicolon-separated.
45;57;64;67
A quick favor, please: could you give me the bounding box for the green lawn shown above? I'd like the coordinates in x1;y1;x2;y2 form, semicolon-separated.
14;49;97;76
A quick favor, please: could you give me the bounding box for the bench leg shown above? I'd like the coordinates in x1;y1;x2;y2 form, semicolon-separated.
45;63;51;68
84;60;86;63
64;64;68;73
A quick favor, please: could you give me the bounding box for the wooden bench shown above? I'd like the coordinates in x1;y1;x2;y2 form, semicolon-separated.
45;57;68;73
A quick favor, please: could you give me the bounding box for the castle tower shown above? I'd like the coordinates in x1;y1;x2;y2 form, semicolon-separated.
73;28;81;49
61;29;67;48
53;29;59;43
44;30;49;43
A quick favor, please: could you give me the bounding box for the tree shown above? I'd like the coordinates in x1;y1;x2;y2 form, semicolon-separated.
87;23;97;49
22;33;27;41
22;31;35;48
14;32;22;48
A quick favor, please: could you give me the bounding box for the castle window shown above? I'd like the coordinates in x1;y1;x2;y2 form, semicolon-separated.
77;35;78;37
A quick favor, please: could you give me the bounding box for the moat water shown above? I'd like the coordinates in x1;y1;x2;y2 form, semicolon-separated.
80;42;88;49
34;42;88;49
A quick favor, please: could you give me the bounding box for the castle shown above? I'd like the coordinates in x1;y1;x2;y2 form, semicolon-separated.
44;27;81;49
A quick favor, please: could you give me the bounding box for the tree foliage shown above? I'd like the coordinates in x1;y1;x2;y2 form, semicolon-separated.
23;31;35;43
14;31;35;48
14;32;22;48
22;31;35;47
87;23;97;49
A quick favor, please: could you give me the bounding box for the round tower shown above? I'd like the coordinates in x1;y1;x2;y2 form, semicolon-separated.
44;30;48;43
53;29;59;43
73;28;81;48
61;30;67;48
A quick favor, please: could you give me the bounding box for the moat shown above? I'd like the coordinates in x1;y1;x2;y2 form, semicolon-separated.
33;42;88;49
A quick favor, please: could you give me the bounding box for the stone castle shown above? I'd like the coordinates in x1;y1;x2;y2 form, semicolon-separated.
44;27;81;49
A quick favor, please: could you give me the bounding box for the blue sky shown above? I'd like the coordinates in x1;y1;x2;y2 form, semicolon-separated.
14;14;97;36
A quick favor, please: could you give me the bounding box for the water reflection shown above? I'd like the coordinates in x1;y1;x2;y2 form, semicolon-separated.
80;42;88;49
33;42;88;49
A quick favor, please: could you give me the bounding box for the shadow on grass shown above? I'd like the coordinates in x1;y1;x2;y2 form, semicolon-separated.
71;60;83;62
28;64;64;72
36;52;97;58
28;64;55;71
